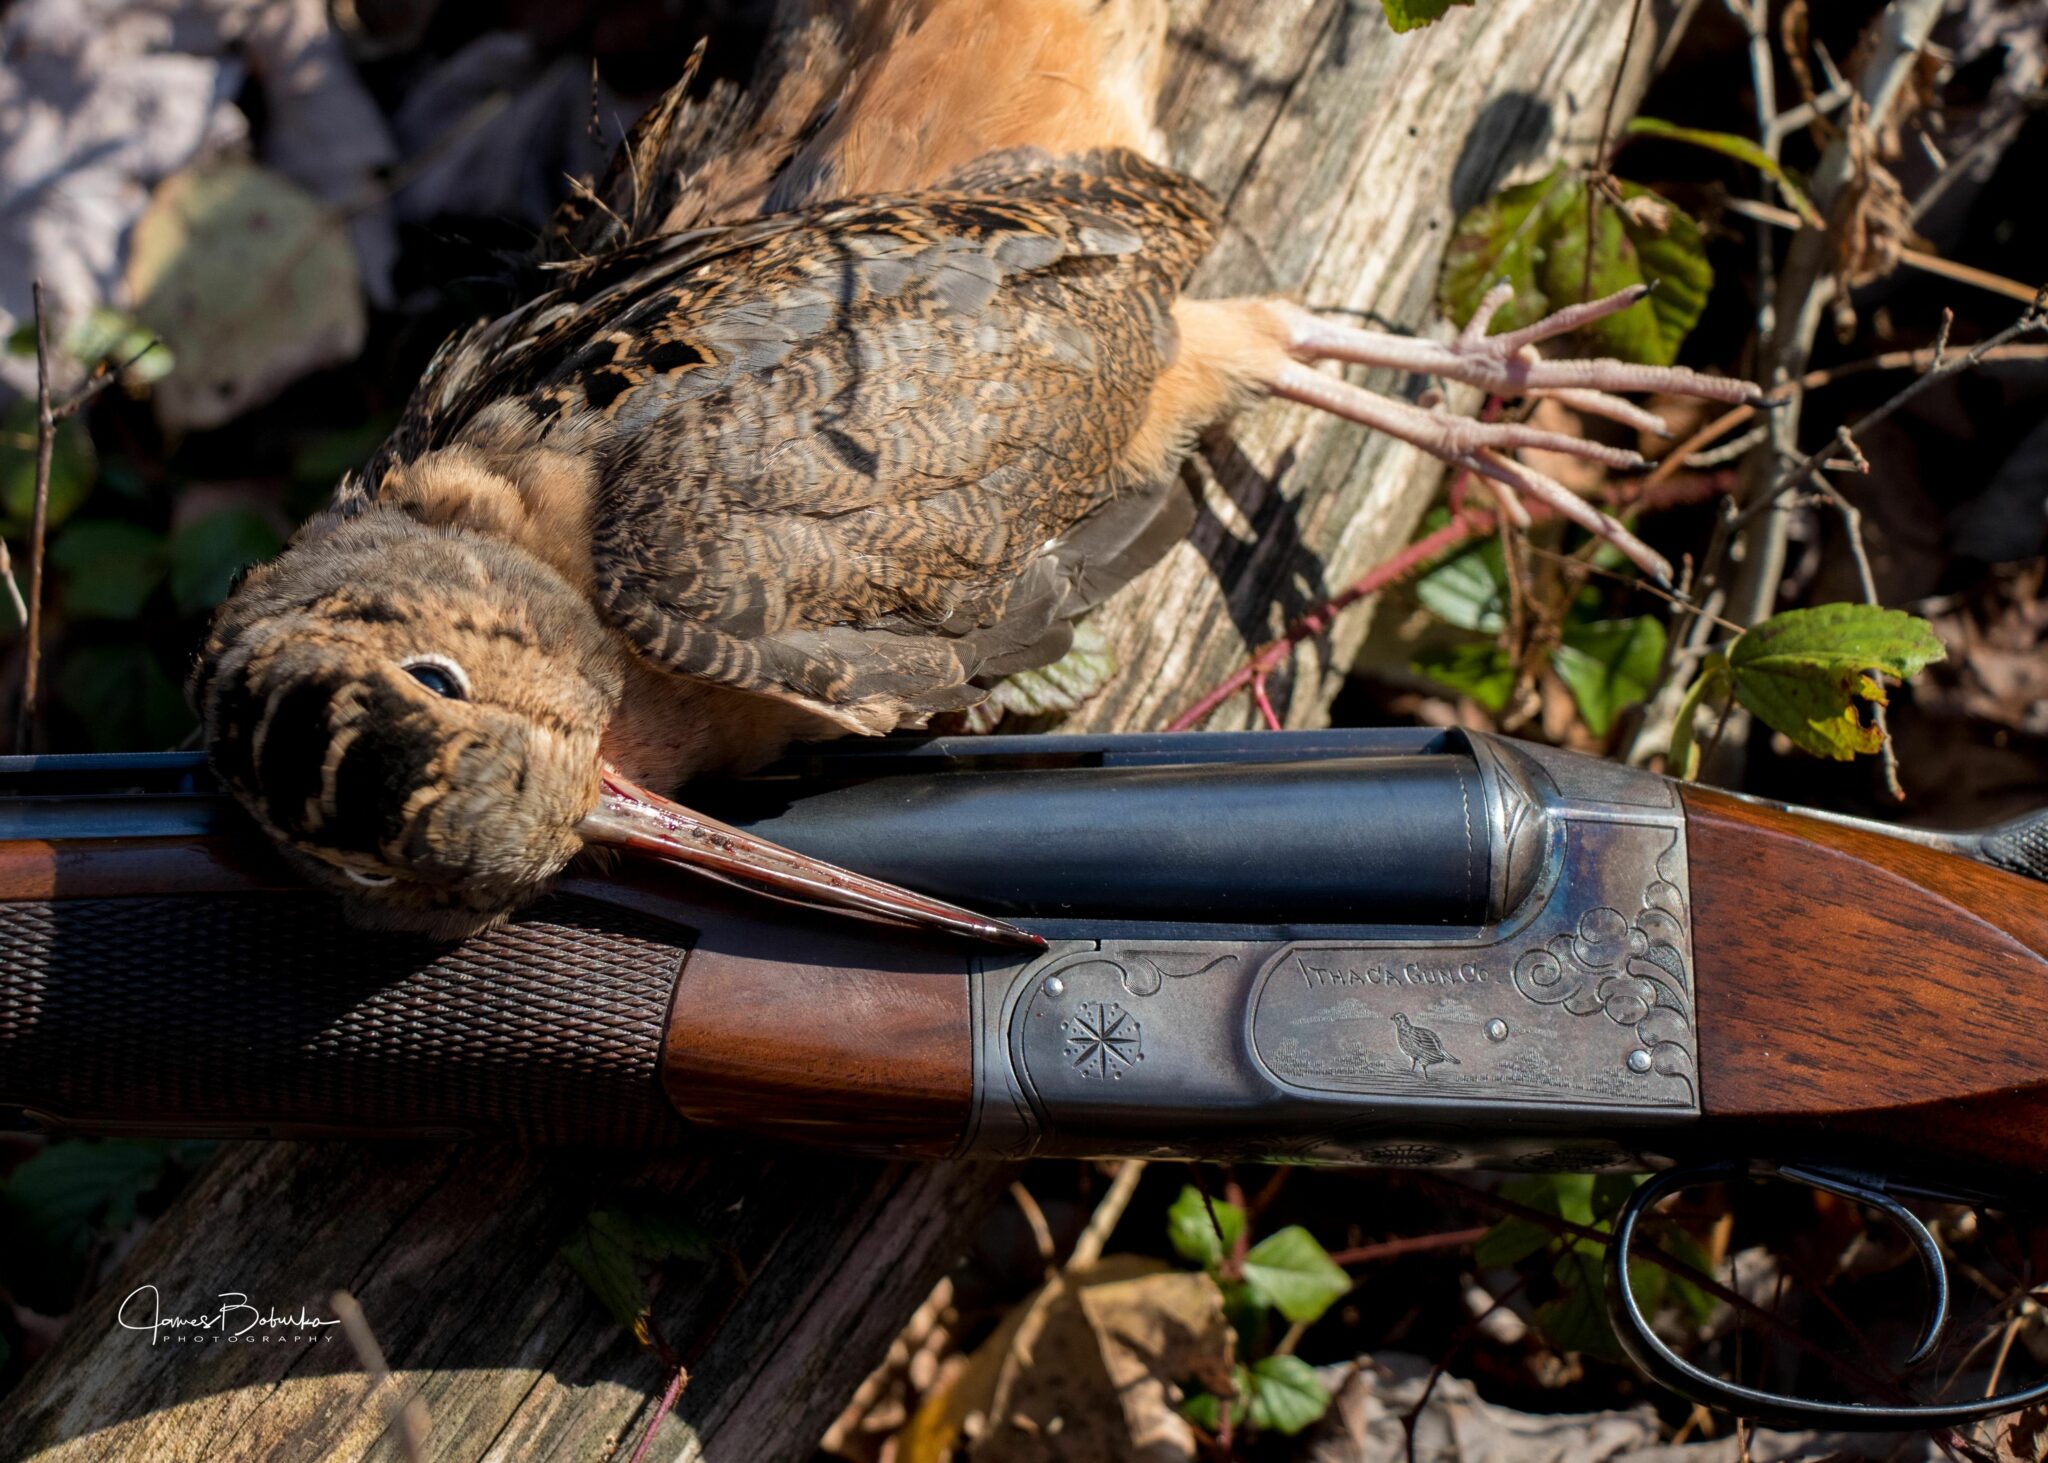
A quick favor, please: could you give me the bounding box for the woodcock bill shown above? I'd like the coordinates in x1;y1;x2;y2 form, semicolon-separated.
194;0;1758;940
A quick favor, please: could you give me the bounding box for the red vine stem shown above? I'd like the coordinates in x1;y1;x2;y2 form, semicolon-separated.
1163;473;1728;732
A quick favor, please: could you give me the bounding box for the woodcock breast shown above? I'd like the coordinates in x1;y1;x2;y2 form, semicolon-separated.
194;0;1758;940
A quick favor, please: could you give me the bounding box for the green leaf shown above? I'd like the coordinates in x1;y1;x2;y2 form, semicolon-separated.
1246;1354;1331;1434
1439;165;1714;366
1380;0;1474;32
1415;539;1508;632
168;508;281;615
50;520;167;620
1242;1226;1350;1324
54;645;193;751
1650;1225;1720;1326
66;309;173;385
558;1204;713;1338
1167;1185;1246;1271
1726;605;1946;761
1180;1388;1226;1432
1592;1173;1643;1221
1537;1244;1622;1360
965;619;1117;731
1;402;95;536
1624;118;1821;226
1473;1217;1553;1269
0;1140;176;1310
1552;616;1666;736
1413;641;1516;713
1502;1173;1597;1228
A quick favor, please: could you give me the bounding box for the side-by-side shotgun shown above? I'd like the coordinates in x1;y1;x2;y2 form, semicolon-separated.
2;729;2045;1428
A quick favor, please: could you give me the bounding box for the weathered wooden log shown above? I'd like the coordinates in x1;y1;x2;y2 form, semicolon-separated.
0;2;1693;1457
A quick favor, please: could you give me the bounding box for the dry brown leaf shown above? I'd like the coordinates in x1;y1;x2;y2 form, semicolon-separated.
127;159;364;431
897;1256;1230;1463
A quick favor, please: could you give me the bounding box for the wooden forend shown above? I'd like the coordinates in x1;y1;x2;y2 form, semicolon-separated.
660;912;976;1158
1685;787;2048;1177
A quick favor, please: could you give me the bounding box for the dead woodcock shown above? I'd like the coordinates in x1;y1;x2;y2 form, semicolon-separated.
194;0;1758;941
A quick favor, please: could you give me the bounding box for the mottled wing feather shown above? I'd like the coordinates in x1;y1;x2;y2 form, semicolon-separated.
365;150;1215;721
587;151;1213;717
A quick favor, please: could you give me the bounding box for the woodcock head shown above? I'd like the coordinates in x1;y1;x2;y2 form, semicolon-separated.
192;511;626;938
194;508;1039;946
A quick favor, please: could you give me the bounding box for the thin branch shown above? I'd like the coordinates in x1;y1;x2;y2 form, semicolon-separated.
16;282;55;750
1805;470;1903;800
1730;290;2048;535
626;1363;690;1463
1719;195;2046;306
10;286;163;749
330;1290;430;1463
1325;1226;1491;1267
1165;474;1726;732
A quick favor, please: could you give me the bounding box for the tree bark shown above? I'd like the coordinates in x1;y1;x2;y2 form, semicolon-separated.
0;3;1693;1458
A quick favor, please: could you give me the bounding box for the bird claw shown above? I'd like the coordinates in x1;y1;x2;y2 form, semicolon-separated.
1261;287;1759;582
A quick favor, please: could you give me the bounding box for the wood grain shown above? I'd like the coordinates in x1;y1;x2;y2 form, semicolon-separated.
663;916;974;1157
0;6;1700;1457
1687;788;2048;1176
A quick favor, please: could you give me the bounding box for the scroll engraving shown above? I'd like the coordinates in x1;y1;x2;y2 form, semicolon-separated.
1511;836;1695;1103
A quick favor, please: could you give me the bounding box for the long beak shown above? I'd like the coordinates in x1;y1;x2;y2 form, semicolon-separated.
576;765;1044;950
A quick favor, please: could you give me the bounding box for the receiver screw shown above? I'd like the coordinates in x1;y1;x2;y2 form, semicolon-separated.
1484;1018;1508;1042
1627;1048;1653;1073
1042;975;1066;998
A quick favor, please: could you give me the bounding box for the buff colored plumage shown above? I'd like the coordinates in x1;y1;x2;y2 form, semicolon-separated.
195;0;1755;937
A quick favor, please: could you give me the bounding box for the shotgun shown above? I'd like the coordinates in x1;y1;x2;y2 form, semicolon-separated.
2;728;2045;1427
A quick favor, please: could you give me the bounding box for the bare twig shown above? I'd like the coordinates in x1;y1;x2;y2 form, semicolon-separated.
12;284;163;749
1803;469;1901;797
626;1363;690;1463
1324;1226;1492;1267
1725;0;1946;636
330;1290;430;1463
1009;1180;1057;1272
984;1160;1147;1436
1719;195;2046;306
1166;474;1727;732
16;282;56;750
1731;291;2048;535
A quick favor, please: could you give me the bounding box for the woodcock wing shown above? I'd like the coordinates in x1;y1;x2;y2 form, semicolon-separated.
194;0;1759;940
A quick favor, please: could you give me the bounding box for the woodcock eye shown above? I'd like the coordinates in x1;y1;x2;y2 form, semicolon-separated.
399;656;469;700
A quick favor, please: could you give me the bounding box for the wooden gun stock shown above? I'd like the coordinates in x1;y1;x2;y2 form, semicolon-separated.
1687;788;2048;1180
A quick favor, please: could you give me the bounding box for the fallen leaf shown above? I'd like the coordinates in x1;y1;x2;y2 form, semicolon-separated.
127;159;365;431
899;1256;1230;1463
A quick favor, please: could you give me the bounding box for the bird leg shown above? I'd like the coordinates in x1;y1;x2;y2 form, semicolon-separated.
1255;284;1765;584
578;766;1044;949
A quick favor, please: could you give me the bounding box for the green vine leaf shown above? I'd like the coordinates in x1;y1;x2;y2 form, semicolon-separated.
1246;1354;1331;1434
1726;605;1946;760
1166;1184;1246;1272
1439;164;1713;366
559;1204;712;1347
1241;1226;1350;1324
1412;641;1516;713
51;520;167;620
1552;616;1667;737
1624;117;1822;225
1380;0;1474;32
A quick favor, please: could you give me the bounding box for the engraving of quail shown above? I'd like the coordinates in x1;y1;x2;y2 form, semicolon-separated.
193;0;1758;940
1393;1012;1460;1079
